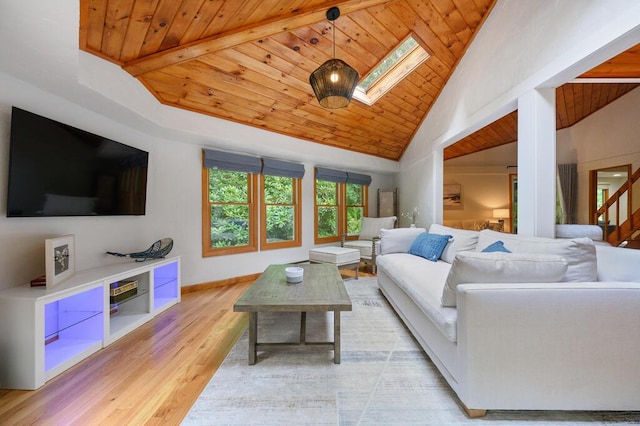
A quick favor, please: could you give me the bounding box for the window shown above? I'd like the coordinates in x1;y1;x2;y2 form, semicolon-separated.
353;34;430;106
203;168;258;256
261;174;302;250
202;149;261;256
345;183;366;235
202;150;304;256
315;179;340;242
314;168;370;244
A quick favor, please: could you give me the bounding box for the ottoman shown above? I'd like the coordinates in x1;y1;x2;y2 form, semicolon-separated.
309;246;360;279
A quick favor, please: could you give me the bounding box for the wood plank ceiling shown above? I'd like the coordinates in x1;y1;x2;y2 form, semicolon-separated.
444;43;640;161
79;1;640;162
79;0;496;161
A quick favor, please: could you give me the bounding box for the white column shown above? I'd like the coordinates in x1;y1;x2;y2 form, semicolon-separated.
517;88;556;238
432;148;444;226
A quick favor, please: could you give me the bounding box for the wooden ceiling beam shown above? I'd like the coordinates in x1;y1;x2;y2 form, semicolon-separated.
123;0;393;77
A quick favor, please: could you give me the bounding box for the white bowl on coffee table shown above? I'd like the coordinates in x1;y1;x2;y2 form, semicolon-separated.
285;266;304;283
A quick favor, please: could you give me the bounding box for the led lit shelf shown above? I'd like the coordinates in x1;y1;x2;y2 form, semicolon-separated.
153;261;180;314
0;256;180;390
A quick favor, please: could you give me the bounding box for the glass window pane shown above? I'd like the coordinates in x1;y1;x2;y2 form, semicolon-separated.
209;205;249;248
318;206;338;237
264;175;293;204
316;180;337;204
346;183;362;205
347;206;363;234
266;205;294;242
358;36;418;91
209;169;248;203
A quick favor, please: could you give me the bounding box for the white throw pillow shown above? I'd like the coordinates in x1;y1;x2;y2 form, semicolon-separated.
359;216;397;240
441;251;568;307
476;229;597;282
429;223;479;264
379;227;427;255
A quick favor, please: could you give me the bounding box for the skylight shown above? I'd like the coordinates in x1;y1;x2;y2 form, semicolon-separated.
353;35;430;106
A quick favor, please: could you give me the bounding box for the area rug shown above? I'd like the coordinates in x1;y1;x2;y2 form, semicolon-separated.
183;278;640;425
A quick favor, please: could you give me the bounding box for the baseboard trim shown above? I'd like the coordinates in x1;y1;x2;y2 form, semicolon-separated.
181;273;261;294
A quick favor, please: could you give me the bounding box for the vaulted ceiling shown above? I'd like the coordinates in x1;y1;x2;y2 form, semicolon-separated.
80;0;495;161
80;1;639;162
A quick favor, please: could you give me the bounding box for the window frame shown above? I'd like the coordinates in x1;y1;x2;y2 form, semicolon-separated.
353;33;430;106
260;174;302;250
343;182;368;240
314;177;368;244
201;167;259;257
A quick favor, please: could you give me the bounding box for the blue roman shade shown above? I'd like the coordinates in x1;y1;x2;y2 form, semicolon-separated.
203;149;262;173
346;172;372;186
315;167;348;183
262;158;305;178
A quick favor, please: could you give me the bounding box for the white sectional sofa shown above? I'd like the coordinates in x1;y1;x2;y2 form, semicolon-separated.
376;224;640;416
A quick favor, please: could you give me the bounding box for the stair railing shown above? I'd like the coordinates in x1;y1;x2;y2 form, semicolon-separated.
594;167;640;246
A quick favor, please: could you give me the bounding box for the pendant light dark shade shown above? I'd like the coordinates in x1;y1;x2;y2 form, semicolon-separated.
309;7;359;109
310;59;359;108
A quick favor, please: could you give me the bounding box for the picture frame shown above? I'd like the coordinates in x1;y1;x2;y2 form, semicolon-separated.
45;235;76;288
443;184;462;209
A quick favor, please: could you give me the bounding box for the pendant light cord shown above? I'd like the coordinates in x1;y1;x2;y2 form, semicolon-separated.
332;18;336;60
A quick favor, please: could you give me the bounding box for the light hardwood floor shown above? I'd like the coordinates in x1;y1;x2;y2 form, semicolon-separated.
0;267;370;425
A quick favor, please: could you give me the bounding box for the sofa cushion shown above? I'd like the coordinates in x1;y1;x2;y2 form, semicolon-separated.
376;253;458;342
359;216;396;240
408;233;452;262
429;224;479;264
476;229;597;282
379;227;427;255
555;224;603;241
481;240;511;253
341;239;376;258
441;251;568;307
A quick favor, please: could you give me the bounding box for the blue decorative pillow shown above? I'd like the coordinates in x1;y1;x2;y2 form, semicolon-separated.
481;240;511;253
408;233;452;262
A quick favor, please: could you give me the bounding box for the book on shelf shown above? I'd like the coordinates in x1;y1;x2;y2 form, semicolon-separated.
30;275;46;287
109;287;138;304
109;279;138;296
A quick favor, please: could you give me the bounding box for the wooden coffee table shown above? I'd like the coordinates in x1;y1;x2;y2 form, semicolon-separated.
233;263;352;364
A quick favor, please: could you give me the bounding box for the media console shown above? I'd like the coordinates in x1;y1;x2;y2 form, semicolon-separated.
0;256;180;390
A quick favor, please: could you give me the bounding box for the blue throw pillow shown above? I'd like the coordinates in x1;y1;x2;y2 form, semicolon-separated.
408;233;452;262
481;240;511;253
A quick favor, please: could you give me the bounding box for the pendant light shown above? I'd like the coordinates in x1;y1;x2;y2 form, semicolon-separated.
309;7;359;109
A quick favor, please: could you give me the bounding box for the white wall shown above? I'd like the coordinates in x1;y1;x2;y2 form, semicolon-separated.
443;166;513;229
0;3;400;290
398;0;640;230
0;71;396;290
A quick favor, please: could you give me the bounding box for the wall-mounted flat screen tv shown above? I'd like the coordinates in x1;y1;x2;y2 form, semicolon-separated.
6;107;148;217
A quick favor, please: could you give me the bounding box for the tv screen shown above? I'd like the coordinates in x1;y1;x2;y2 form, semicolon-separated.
7;107;148;217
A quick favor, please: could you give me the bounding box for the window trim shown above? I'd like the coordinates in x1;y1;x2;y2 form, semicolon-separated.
201;165;259;257
260;174;302;250
314;178;342;245
353;33;430;106
342;183;369;242
314;170;369;244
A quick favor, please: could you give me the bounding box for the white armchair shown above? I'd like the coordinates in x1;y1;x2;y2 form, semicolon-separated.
341;216;397;273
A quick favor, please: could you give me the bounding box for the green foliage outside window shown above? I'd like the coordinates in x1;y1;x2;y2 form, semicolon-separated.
358;37;418;91
346;183;364;234
264;175;295;242
316;180;338;238
208;169;250;248
318;206;338;237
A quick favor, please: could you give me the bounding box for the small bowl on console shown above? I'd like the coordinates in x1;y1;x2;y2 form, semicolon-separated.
285;266;304;283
